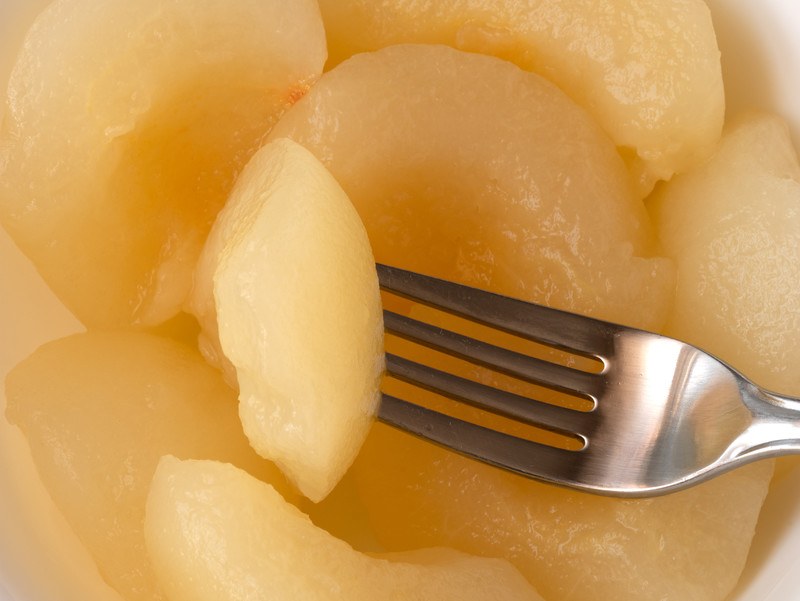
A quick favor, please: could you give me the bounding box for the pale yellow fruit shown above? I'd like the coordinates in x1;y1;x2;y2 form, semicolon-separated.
4;331;294;601
145;456;545;601
317;0;724;193
190;138;384;502
0;0;326;328
351;424;772;601
650;113;800;396
269;44;674;332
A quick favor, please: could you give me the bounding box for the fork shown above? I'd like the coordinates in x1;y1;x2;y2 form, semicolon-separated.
375;263;800;497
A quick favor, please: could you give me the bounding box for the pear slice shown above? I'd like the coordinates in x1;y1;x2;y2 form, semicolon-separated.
145;456;544;601
268;44;674;334
0;0;326;328
649;113;800;395
352;423;771;601
4;330;293;601
193;138;384;502
316;0;724;193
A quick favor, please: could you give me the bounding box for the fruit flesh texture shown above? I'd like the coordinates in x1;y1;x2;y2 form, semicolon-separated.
145;457;545;601
4;331;295;601
351;425;772;601
197;138;384;502
649;113;800;396
316;0;724;195
0;0;326;328
269;44;674;333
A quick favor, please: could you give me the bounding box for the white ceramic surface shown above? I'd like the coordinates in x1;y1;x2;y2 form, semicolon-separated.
0;1;798;600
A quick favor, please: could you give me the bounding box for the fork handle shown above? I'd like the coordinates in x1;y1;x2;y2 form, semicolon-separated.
737;382;800;459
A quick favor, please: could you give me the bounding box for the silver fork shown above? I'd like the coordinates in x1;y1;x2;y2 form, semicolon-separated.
376;263;800;497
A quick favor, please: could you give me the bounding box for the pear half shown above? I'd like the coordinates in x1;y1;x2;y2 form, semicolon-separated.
195;138;384;502
145;456;544;601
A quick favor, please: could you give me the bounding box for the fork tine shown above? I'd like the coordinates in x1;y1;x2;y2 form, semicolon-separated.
378;393;579;483
377;263;617;358
384;310;602;400
386;353;594;436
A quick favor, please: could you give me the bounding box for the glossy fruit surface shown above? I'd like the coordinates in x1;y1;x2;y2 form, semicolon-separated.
0;0;326;328
5;331;292;601
192;138;384;502
145;457;545;601
317;0;724;193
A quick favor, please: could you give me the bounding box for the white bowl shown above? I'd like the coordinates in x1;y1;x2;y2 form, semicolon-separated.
0;1;798;600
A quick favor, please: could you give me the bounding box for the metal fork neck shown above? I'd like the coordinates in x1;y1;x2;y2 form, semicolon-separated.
734;383;800;460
